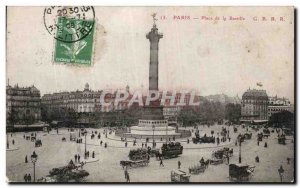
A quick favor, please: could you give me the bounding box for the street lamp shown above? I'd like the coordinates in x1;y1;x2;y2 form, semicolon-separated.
152;125;155;148
6;134;9;149
238;135;242;163
31;151;38;182
278;165;284;182
84;130;87;159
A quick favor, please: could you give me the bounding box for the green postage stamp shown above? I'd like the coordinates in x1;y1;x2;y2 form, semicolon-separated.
54;17;95;65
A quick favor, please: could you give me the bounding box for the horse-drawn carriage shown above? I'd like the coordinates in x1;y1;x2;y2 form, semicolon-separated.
148;148;160;158
161;142;183;159
278;134;286;145
120;159;149;168
35;139;42;147
189;164;206;174
229;163;255;182
210;158;224;165
237;134;245;142
171;170;190;182
244;132;252;140
212;147;233;159
210;147;233;165
192;132;215;144
120;148;149;168
129;148;148;161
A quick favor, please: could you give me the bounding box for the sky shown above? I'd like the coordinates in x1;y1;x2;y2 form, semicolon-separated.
6;6;294;102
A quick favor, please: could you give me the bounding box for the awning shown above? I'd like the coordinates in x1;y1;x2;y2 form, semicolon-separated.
14;123;49;128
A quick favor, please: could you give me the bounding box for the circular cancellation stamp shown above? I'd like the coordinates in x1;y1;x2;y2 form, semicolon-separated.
43;6;95;43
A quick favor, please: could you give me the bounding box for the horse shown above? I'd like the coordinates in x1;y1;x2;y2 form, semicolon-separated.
200;159;210;168
120;161;132;169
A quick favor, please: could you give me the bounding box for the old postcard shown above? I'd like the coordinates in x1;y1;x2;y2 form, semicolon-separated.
6;6;295;183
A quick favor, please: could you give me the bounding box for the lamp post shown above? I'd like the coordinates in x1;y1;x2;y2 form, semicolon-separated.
31;151;38;182
152;125;155;148
6;133;9;149
84;130;87;159
238;135;242;163
278;165;284;182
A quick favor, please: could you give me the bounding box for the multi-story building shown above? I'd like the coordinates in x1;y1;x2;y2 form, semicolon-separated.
6;84;41;125
267;95;293;118
241;88;268;122
268;96;291;106
41;83;103;113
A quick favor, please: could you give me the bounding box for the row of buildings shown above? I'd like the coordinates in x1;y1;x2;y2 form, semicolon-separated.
6;83;293;125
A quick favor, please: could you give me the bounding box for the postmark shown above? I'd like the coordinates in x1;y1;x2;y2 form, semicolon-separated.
43;6;95;43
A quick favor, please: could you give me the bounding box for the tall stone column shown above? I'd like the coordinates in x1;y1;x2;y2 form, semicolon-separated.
146;24;163;91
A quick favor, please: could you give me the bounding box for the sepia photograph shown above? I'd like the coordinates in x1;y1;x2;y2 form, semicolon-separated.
5;6;295;183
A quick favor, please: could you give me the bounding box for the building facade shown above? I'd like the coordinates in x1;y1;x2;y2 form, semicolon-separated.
41;83;103;113
267;95;293;118
241;89;268;122
6;84;41;125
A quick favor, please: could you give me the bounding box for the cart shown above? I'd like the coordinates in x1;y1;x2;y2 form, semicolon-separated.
229;163;255;182
188;164;206;174
171;169;190;182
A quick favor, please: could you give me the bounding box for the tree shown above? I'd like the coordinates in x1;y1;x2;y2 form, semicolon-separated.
269;111;294;130
225;103;241;123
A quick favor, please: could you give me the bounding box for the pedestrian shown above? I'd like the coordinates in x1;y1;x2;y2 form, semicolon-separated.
24;174;28;182
160;159;164;167
75;154;78;163
100;140;103;146
145;143;147;147
264;142;268;148
227;155;230;164
187;138;189;144
12;139;15;145
287;157;290;164
25;155;28;163
125;142;127;147
126;171;130;182
92;151;95;158
23;134;25;139
28;174;31;182
147;154;150;161
178;160;181;169
257;140;260;146
142;143;144;148
255;156;259;163
235;140;237;146
228;137;231;142
78;155;81;162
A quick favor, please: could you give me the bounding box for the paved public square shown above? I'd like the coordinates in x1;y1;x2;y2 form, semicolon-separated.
6;124;294;183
